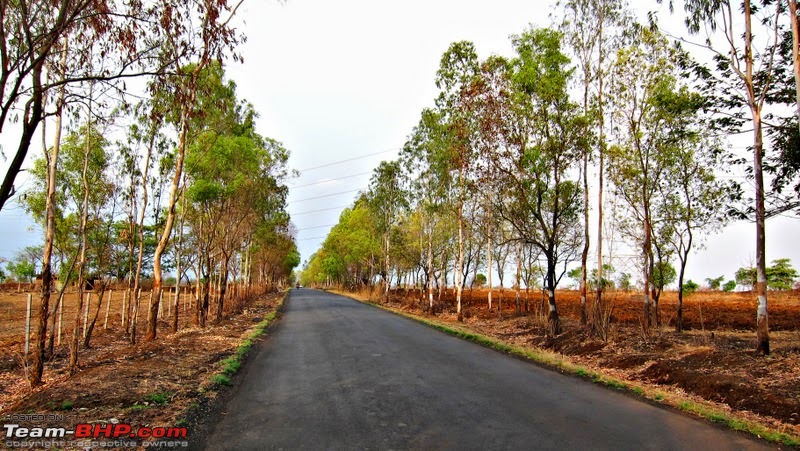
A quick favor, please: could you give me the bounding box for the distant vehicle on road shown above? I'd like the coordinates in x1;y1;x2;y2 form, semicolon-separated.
296;282;301;289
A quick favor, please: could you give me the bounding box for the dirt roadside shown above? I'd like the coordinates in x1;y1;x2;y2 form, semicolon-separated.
0;290;286;449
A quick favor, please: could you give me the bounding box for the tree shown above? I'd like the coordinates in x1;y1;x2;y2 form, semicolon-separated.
766;258;799;290
6;259;35;283
433;41;482;321
618;272;633;291
183;63;291;329
367;161;408;298
607;26;662;331
735;265;757;290
559;0;630;328
723;280;737;292
706;275;725;290
651;70;730;332
0;1;245;212
496;28;589;336
148;0;246;340
607;27;711;332
662;0;784;354
683;279;700;295
650;260;677;300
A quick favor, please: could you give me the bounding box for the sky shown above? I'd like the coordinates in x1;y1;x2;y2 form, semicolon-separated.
1;0;798;287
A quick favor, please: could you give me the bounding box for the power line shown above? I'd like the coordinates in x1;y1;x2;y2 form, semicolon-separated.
296;224;337;231
297;236;327;242
289;171;372;189
289;188;362;204
296;148;399;173
290;205;350;216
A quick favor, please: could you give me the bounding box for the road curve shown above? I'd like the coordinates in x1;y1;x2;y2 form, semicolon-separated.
202;289;772;450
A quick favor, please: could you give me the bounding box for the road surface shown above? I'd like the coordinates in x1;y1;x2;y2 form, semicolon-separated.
202;289;772;450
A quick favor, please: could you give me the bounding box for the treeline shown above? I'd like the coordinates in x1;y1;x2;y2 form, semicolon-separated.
302;0;800;354
0;2;299;386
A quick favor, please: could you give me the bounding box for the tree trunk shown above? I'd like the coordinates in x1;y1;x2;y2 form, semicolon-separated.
743;0;769;355
130;131;154;343
595;11;606;327
487;203;493;311
30;44;66;386
83;284;107;348
515;242;522;316
642;218;652;334
427;225;434;312
456;202;464;322
790;0;800;132
216;257;229;322
69;118;93;375
384;232;391;299
580;69;590;328
149;63;203;341
546;260;561;336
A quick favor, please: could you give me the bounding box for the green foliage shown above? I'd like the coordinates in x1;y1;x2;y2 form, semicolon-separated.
617;273;633;291
650;261;677;290
722;280;737;292
60;400;74;411
144;392;171;406
128;403;148;412
735;259;798;291
301;201;381;287
766;258;798;291
220;357;241;375
683;280;699;295
474;273;487;287
705;276;725;290
734;266;756;290
590;264;615;290
569;265;615;289
5;259;35;283
209;374;231;387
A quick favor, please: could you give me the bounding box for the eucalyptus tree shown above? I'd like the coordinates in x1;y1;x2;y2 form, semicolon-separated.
23;122;113;376
401;107;455;312
310;201;381;288
433;41;483;321
182;63;290;328
559;0;630;327
148;1;245;340
367;160;408;297
656;133;729;332
607;27;691;331
660;0;786;353
0;1;247;213
496;28;589;336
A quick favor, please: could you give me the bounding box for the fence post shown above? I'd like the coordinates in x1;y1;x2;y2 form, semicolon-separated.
83;292;91;338
146;290;153;325
24;294;32;357
121;290;128;327
57;295;63;345
104;290;112;330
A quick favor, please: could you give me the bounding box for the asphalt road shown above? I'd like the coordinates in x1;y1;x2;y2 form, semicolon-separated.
202;289;772;450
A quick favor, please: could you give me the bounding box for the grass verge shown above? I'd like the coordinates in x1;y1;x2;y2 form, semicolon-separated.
334;290;800;447
206;291;287;389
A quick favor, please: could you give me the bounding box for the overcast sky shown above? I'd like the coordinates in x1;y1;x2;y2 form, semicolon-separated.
1;0;798;287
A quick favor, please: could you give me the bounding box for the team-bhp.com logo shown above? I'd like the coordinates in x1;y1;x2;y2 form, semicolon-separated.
4;422;188;448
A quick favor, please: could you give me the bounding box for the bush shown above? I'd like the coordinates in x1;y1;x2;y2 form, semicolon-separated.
722;280;737;292
683;279;699;295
